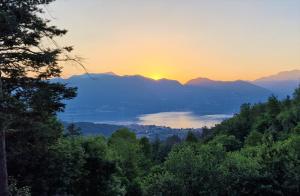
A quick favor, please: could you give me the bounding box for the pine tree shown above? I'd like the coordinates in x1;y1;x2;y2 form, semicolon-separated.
0;1;77;194
66;123;82;136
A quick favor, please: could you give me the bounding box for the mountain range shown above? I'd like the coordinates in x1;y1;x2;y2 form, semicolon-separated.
53;70;300;122
253;70;300;97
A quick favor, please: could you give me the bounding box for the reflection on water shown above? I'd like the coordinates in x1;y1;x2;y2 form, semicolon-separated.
137;112;232;129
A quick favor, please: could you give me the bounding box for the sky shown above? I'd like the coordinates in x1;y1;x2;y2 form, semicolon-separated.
48;0;300;83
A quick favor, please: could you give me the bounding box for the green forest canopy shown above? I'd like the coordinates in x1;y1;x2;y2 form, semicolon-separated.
7;87;300;195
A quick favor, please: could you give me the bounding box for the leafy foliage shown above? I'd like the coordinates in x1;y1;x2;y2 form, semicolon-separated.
2;1;299;194
5;86;300;195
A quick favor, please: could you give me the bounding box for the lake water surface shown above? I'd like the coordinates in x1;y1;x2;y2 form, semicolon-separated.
95;112;233;129
137;112;232;129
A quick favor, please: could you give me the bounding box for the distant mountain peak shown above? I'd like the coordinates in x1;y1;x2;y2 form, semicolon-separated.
186;77;218;86
255;70;300;82
68;72;119;79
186;77;249;86
102;72;118;76
253;70;300;98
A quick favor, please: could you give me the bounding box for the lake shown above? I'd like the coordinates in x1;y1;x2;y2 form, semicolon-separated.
137;112;232;129
96;112;233;129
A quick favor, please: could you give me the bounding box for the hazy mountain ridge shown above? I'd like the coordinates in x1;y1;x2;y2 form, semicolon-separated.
253;70;300;97
254;70;300;82
186;77;249;87
56;73;272;122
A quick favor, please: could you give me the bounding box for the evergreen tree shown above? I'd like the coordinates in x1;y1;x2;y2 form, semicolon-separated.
66;123;81;136
0;1;77;194
185;131;198;143
139;137;152;158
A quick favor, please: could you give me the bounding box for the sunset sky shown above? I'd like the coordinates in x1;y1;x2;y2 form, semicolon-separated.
49;0;300;83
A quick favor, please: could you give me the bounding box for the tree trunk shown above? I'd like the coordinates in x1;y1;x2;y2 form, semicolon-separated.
0;74;9;196
0;128;8;196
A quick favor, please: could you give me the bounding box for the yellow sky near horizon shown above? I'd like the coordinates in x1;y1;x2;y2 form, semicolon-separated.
49;0;300;83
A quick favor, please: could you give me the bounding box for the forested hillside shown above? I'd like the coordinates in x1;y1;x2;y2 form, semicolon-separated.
7;87;300;195
1;0;299;195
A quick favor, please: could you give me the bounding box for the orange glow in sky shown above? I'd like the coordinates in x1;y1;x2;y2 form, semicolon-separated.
49;0;300;83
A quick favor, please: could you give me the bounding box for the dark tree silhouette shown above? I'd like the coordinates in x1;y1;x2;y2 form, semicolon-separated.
185;131;198;143
66;123;82;136
0;1;77;194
